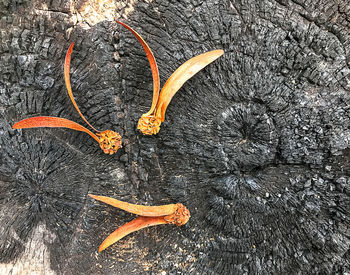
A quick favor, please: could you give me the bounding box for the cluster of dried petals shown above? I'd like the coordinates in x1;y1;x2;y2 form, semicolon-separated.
12;21;223;255
97;130;122;155
88;194;191;252
12;43;122;155
137;115;161;135
164;203;191;226
117;21;224;136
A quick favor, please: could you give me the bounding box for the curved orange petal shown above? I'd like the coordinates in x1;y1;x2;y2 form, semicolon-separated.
116;21;160;116
13;116;100;143
89;194;177;217
98;216;167;252
64;43;100;132
156;49;224;122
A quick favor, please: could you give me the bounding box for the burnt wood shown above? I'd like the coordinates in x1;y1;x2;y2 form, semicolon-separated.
0;0;350;274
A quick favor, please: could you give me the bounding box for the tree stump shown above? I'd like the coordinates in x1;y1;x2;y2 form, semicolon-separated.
1;0;350;274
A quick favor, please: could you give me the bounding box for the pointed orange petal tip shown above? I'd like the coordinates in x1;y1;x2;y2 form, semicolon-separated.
88;194;97;200
66;42;74;57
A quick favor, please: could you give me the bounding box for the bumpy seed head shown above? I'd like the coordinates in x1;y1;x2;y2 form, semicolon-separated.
137;115;161;135
164;203;190;226
96;130;122;155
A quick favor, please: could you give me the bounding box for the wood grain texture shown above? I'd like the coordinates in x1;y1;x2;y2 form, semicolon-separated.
0;0;350;274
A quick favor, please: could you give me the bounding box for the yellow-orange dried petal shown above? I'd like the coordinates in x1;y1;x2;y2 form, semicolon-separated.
89;194;178;216
12;116;100;143
156;49;224;122
98;216;167;252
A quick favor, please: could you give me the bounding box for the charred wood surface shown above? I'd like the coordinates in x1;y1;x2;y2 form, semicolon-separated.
0;0;350;274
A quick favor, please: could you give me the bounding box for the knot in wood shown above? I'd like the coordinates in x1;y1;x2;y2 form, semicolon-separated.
164;203;190;226
137;115;161;135
215;103;278;172
96;130;122;154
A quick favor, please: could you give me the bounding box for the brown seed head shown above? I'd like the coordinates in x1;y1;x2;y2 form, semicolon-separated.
137;115;161;135
96;130;122;154
164;203;190;226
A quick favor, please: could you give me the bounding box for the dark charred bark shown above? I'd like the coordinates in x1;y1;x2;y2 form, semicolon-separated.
1;0;350;274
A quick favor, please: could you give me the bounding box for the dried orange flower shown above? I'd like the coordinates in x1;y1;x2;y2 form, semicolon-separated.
117;21;224;135
88;194;190;252
12;43;122;154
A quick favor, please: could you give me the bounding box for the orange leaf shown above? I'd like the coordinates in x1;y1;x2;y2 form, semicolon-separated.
13;116;100;143
156;49;224;121
89;194;177;217
98;216;166;252
116;21;160;116
64;43;99;132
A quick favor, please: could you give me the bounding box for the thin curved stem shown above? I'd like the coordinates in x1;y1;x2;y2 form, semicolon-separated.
64;43;100;132
116;21;160;116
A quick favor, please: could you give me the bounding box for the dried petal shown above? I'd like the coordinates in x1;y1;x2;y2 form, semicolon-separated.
98;216;167;252
65;43;99;132
89;194;177;216
116;21;160;116
156;49;224;121
89;194;191;252
12;116;100;143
